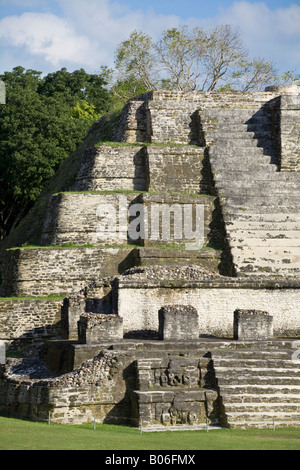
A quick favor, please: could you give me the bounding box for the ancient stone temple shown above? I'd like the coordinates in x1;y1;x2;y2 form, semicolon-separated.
0;84;300;429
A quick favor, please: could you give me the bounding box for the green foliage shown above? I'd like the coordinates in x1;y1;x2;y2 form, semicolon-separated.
115;25;283;93
114;30;159;92
38;67;112;115
0;66;112;241
110;75;148;106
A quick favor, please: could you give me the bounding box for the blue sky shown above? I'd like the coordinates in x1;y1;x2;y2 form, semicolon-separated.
0;0;299;77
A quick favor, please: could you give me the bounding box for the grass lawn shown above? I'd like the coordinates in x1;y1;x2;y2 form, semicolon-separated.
0;417;300;451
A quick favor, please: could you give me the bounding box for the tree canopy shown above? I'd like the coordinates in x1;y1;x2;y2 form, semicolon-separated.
114;25;294;93
0;66;112;241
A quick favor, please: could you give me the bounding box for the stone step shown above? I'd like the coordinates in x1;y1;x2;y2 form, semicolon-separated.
213;358;298;369
214;170;300;184
221;393;300;404
210;147;267;156
204;123;273;133
213;141;274;150
230;240;300;251
204;119;273;131
223;212;300;223
236;268;300;277
219;188;300;198
203;108;271;121
224;208;300;219
229;237;300;248
214;366;300;378
210;154;275;165
215;170;299;181
231;247;300;263
212;349;295;359
205;130;273;140
224;403;300;413
217;375;300;386
111;341;297;355
218;189;300;199
224;411;300;423
211;160;277;172
208;139;273;149
223;195;300;207
213;168;278;179
139;424;224;432
225;222;300;232
216;180;300;192
219;384;300;395
227;229;300;239
214;171;289;181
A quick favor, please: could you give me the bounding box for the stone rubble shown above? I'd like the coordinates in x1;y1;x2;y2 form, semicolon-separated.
121;264;225;281
3;350;118;388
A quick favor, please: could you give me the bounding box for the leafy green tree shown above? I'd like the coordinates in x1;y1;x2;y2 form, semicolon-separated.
38;67;112;115
115;25;283;93
0;66;112;241
114;30;159;92
230;58;278;92
110;75;148;105
156;26;202;91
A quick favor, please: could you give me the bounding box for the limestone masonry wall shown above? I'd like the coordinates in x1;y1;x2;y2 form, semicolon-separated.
142;90;279;145
41;192;139;246
116;280;300;338
73;146;148;192
40;191;221;248
0;299;62;344
146;146;206;193
2;247;137;297
280;93;300;171
113;88;300;172
112;99;149;143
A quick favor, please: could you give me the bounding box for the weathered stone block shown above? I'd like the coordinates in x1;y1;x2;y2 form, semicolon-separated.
234;309;274;340
278;91;300;172
0;299;63;343
2;246;138;297
73;145;148;192
158;305;199;341
78;314;123;344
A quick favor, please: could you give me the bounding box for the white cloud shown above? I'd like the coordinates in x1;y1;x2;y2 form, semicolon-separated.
214;1;300;72
0;0;180;72
0;0;299;74
55;0;181;65
0;12;96;69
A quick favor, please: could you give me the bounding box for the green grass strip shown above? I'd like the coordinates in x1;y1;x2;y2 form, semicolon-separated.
0;417;300;450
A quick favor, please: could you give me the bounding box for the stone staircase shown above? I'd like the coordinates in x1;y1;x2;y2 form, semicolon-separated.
211;341;300;428
204;107;300;277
